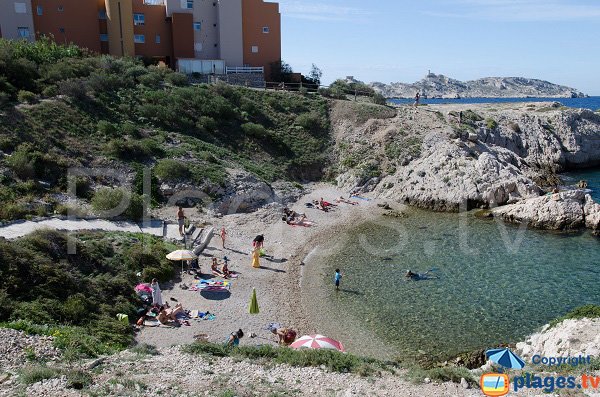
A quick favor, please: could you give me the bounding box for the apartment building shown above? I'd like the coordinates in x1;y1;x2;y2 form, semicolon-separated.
0;0;281;78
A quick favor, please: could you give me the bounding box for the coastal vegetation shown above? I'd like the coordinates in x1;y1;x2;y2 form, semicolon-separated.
549;305;600;328
0;38;334;222
0;229;174;359
183;342;392;377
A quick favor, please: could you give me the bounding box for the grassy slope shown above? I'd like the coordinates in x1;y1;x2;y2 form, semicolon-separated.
0;229;175;358
0;38;331;221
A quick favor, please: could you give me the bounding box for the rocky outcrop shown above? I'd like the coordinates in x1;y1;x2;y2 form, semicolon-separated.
517;318;600;360
491;190;587;230
371;73;587;99
331;101;600;231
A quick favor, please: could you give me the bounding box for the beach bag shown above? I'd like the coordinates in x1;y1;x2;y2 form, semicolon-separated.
259;248;265;257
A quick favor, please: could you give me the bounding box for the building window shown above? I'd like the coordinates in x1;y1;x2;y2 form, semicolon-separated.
58;5;64;12
17;27;30;38
134;34;145;43
193;22;201;31
133;13;145;26
262;26;269;33
37;5;43;15
59;27;65;33
194;42;202;52
100;34;108;42
98;10;107;20
14;3;26;13
155;34;160;43
251;46;258;53
185;0;193;9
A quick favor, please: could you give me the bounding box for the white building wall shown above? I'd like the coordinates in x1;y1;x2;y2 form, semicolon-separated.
0;0;35;41
217;0;243;67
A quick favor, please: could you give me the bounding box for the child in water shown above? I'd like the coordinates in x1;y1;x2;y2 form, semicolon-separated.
334;269;342;291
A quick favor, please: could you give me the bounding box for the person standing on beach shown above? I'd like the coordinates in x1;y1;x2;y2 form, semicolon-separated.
251;247;261;268
177;206;185;237
220;227;227;249
151;278;162;306
413;92;420;108
334;269;342;291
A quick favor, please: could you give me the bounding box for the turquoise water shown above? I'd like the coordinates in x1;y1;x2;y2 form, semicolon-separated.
563;168;600;202
320;210;600;360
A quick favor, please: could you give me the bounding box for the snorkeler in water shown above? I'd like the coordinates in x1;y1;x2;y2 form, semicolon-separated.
405;269;436;281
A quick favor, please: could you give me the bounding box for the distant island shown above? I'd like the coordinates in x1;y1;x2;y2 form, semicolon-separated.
369;72;587;99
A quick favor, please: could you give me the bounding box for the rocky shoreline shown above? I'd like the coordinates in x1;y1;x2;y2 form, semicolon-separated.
331;100;600;234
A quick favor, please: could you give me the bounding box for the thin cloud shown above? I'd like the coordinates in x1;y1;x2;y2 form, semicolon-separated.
427;0;600;21
278;0;374;22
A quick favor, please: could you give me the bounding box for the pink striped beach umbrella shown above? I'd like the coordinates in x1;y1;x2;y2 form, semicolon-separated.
290;334;345;352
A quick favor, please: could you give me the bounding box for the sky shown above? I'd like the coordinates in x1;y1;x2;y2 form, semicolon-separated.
277;0;600;95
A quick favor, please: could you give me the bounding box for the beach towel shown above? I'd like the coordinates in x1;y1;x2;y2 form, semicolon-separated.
143;319;161;327
350;195;371;201
265;322;281;332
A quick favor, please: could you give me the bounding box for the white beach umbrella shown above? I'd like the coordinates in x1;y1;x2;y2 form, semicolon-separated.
166;250;197;273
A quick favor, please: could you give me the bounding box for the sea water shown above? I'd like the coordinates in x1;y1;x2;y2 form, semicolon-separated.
316;207;600;360
388;96;600;110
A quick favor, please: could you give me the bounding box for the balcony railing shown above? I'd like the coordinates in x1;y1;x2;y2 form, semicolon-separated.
226;66;264;74
143;0;164;5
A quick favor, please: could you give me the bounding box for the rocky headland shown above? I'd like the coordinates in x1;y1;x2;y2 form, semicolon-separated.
370;73;587;99
331;100;600;233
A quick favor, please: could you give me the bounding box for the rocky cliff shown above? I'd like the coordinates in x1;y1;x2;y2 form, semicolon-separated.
332;100;600;231
370;73;587;99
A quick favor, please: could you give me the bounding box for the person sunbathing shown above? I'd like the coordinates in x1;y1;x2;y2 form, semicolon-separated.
336;196;358;205
283;208;307;221
319;197;336;209
284;217;314;227
221;261;232;278
157;303;184;324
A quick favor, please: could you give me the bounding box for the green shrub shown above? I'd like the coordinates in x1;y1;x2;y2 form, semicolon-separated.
138;72;163;88
550;305;600;328
19;365;62;385
91;188;145;220
372;93;387;105
195;116;218;134
104;139;162;161
461;110;484;123
58;78;88;101
295;112;327;133
405;365;477;385
183;342;385;376
241;122;269;138
120;121;139;137
6;145;36;179
486;118;498;130
91;187;127;213
97;120;119;137
17;90;37;104
154;159;190;181
165;72;188;87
